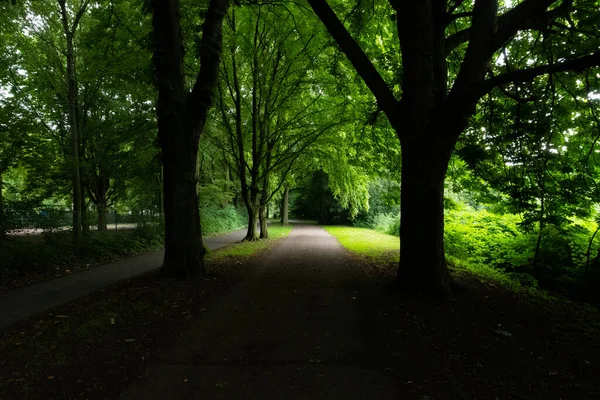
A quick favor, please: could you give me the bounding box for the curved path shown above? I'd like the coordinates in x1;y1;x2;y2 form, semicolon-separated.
119;223;398;399
0;228;247;330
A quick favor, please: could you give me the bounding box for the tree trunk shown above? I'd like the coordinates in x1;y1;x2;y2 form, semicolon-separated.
282;185;289;226
158;169;164;222
396;137;455;295
58;0;82;245
0;170;6;241
81;193;90;234
259;204;268;239
90;174;109;231
161;142;204;278
245;201;260;241
319;194;326;225
152;0;229;278
97;201;108;231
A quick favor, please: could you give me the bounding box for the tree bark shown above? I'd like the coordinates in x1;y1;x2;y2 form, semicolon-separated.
396;136;455;295
259;204;268;239
0;170;6;241
89;174;109;231
282;185;289;226
151;0;229;279
245;198;260;241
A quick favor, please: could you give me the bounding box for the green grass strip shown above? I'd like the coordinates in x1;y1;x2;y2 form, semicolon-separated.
324;226;400;262
206;223;292;260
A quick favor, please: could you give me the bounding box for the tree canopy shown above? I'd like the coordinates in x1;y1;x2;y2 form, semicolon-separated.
0;0;599;297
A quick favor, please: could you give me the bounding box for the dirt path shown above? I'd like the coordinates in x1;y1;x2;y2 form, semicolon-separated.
0;228;247;330
119;222;398;399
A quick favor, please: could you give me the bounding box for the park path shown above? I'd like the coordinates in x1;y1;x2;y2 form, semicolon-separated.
0;228;247;330
119;222;398;399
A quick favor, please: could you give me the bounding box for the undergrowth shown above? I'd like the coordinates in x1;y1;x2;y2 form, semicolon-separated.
0;226;164;289
201;205;246;236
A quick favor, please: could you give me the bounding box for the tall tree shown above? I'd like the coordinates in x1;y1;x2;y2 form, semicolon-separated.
58;0;90;244
308;0;600;295
216;4;343;240
151;0;230;278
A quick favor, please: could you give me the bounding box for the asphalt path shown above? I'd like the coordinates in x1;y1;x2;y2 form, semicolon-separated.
0;228;247;330
119;223;398;399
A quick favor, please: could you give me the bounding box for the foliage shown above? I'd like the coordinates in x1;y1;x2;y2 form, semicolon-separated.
444;204;600;302
0;227;164;285
200;205;246;237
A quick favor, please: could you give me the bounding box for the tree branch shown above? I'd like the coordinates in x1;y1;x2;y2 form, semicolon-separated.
185;0;230;135
477;51;600;97
306;0;400;128
446;0;571;55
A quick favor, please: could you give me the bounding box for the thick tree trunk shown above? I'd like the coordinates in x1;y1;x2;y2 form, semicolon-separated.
396;137;455;295
259;205;268;239
0;171;6;241
152;0;229;279
90;175;109;231
282;185;289;226
154;0;200;279
162;141;204;278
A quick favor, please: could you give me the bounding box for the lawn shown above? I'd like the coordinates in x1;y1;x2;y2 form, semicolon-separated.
206;222;292;261
324;226;400;262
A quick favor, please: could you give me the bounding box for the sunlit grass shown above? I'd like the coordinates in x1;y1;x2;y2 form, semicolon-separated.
206;223;292;261
324;226;400;262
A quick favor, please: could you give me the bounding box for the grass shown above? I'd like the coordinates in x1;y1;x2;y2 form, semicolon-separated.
206;222;292;261
325;225;563;302
324;226;400;262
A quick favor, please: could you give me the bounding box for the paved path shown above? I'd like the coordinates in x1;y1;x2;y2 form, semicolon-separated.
0;229;247;330
119;223;398;399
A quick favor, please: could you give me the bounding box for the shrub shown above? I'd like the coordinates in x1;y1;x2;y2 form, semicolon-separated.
0;227;164;283
201;205;246;236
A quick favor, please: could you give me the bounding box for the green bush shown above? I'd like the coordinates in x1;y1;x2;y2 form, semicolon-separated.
445;208;534;272
371;212;400;236
444;206;600;302
0;227;164;282
201;205;246;236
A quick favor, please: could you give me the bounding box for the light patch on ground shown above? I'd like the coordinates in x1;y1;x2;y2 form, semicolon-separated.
324;226;399;262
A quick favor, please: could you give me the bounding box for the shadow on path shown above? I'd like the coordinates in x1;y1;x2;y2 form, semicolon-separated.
119;223;398;399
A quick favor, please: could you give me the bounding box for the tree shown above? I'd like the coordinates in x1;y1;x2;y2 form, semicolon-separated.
307;0;600;295
215;4;343;240
151;0;230;278
2;0;156;236
57;0;90;243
